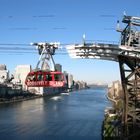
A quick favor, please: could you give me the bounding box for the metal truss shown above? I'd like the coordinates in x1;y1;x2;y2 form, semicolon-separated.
66;14;140;139
31;42;59;71
118;55;140;140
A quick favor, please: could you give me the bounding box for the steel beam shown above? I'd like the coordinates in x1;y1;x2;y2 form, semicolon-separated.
118;55;140;140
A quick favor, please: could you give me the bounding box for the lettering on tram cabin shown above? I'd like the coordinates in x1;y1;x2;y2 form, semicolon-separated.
26;81;64;87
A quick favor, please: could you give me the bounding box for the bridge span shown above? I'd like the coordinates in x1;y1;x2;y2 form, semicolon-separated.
67;15;140;140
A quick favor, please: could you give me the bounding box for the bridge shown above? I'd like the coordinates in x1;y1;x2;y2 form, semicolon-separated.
0;14;140;140
67;15;140;140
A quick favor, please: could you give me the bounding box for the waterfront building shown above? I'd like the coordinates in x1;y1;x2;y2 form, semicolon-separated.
68;74;74;89
80;81;87;89
0;64;9;84
108;80;122;99
13;65;31;89
74;81;88;90
63;71;74;90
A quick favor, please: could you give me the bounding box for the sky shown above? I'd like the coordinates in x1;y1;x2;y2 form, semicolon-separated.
0;0;140;84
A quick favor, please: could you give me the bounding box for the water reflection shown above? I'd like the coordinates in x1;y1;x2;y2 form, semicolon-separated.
0;87;110;140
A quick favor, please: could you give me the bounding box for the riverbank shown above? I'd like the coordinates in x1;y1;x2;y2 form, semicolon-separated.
0;82;90;104
102;81;123;140
0;92;42;104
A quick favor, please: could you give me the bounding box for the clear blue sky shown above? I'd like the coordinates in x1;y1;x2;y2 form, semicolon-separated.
0;0;140;84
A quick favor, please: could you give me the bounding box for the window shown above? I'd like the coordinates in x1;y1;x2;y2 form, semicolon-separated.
46;74;52;81
37;74;43;81
54;74;63;81
26;74;36;81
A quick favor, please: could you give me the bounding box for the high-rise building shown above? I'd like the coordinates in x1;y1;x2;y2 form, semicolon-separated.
68;74;74;89
55;64;62;72
0;64;9;83
63;71;74;89
13;65;32;89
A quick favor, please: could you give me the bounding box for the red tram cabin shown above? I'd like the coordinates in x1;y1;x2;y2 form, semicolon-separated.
25;71;66;88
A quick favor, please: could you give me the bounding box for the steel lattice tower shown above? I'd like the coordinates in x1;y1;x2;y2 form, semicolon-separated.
67;15;140;139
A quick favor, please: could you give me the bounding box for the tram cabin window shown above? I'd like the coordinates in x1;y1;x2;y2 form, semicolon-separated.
27;75;32;81
37;74;43;81
32;74;36;81
27;74;36;81
46;74;52;81
54;74;63;81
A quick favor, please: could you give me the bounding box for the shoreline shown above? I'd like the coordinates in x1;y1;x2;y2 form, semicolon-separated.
0;94;42;104
0;87;91;104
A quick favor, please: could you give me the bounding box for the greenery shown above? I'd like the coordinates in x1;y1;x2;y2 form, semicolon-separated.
103;114;121;139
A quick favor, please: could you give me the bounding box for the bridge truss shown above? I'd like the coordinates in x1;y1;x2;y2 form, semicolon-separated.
67;15;140;140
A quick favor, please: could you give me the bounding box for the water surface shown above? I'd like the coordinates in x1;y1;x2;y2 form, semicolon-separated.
0;87;110;140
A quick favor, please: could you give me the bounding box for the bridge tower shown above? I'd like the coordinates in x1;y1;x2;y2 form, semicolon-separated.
67;15;140;139
117;15;140;139
30;42;60;71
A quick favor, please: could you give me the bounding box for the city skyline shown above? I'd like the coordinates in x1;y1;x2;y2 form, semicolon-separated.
0;0;139;84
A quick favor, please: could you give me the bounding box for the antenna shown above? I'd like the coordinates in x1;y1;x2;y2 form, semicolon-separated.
83;34;86;46
116;20;123;32
123;11;127;16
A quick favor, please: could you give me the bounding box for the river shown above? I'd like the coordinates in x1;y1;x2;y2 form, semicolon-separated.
0;87;111;140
